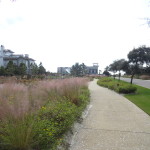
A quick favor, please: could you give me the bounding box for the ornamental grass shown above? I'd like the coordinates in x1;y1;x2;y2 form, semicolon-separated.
0;77;89;150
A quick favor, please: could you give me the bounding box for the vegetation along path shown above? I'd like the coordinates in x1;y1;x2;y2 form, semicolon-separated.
69;79;150;150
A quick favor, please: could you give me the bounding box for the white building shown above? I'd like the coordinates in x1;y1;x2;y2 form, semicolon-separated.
0;45;35;74
57;67;71;75
86;63;99;74
57;63;99;75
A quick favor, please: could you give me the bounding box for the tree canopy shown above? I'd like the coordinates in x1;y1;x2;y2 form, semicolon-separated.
127;46;150;83
70;63;87;77
128;46;150;65
106;45;150;84
0;61;47;77
38;62;46;75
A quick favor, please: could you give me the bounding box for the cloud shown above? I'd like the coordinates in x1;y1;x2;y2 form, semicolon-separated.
1;0;150;72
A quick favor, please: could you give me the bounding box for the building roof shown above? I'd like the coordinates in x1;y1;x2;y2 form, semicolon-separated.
4;55;35;61
4;49;14;53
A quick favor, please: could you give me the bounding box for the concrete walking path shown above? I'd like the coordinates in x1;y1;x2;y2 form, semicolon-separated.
69;79;150;150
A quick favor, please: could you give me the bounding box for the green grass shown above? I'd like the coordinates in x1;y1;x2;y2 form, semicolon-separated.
125;85;150;115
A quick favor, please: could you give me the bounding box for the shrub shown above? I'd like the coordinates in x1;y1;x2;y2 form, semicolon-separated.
115;85;137;94
97;77;137;94
107;82;116;90
32;100;78;149
98;77;113;82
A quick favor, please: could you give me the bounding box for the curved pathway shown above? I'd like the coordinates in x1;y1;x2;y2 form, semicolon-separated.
69;79;150;150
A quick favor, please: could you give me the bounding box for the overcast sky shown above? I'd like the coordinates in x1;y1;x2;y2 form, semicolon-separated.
0;0;150;72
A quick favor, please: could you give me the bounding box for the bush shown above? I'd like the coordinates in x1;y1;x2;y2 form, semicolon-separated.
115;85;137;94
108;82;116;90
33;100;78;149
97;77;137;94
98;77;113;82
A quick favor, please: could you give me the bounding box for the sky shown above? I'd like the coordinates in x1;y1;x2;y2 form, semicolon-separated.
0;0;150;72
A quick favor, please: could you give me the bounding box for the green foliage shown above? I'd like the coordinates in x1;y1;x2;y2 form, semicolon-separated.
6;61;15;76
30;63;39;75
0;66;6;76
108;61;118;77
97;77;137;94
115;84;137;94
15;63;27;76
70;63;87;77
0;114;35;150
128;45;150;65
103;70;110;76
108;59;127;79
126;46;150;84
32;87;89;150
38;62;46;75
1;61;26;76
33;101;78;149
0;61;47;77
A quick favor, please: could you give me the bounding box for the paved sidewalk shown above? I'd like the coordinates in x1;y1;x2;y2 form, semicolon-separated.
69;79;150;150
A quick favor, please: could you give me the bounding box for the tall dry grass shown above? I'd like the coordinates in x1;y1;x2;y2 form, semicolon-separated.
0;83;29;120
0;77;89;150
36;78;88;104
139;75;150;80
0;77;88;120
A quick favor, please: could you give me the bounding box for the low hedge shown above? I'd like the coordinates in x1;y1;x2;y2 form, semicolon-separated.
97;77;137;94
115;85;137;94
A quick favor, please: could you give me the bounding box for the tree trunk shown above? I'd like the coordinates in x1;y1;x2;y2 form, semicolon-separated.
113;74;115;79
130;74;134;84
119;71;121;81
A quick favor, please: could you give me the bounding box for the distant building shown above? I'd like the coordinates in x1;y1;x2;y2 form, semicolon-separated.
86;63;99;75
57;63;99;75
0;45;35;74
57;67;71;75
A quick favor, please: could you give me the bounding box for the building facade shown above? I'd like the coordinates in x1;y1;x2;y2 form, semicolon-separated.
86;63;99;75
57;67;71;75
57;63;99;75
0;45;35;74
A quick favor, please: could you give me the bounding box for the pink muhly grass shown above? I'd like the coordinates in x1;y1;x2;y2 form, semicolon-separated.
0;77;88;120
27;77;89;105
58;77;88;104
0;77;89;149
0;83;29;120
0;83;34;150
40;77;89;105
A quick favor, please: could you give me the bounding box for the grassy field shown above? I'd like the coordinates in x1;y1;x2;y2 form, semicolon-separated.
97;77;150;115
125;85;150;115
